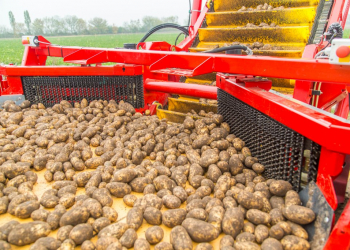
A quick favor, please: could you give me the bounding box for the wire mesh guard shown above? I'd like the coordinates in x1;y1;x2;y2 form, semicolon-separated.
21;75;144;108
217;89;321;191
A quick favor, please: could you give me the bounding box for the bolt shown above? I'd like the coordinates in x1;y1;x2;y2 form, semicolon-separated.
330;58;333;61
324;217;329;223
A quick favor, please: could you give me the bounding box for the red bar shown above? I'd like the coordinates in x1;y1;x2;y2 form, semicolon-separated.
32;46;350;85
191;0;203;26
144;79;217;99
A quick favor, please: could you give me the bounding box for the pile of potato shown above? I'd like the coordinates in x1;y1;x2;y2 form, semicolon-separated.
0;98;316;250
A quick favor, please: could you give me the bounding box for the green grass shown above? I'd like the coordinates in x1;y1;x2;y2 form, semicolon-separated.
0;33;184;65
344;29;350;39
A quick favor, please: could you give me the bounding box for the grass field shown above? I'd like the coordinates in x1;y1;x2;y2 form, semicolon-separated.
0;33;183;65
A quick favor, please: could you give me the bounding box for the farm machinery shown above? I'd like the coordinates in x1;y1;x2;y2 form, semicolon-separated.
0;0;350;249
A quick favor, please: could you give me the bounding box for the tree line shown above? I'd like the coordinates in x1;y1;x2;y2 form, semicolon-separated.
0;11;180;38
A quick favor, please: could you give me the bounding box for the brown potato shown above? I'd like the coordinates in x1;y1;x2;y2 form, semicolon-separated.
236;232;256;242
60;206;90;227
81;240;96;250
0;220;20;241
163;194;181;209
246;209;271;225
103;206;118;223
261;238;283;250
282;205;315;225
269;180;292;197
170;225;193;250
285;190;302;207
234;241;260;250
269;224;285;240
57;225;74;242
120;228;138;248
281;235;310;250
69;223;93;245
222;207;244;238
134;238;150;250
93;217;111;233
162;209;187;228
237;191;263;210
254;224;269;244
8;221;51;246
186;208;208;221
182;218;220;242
145;226;164;244
98;222;129;239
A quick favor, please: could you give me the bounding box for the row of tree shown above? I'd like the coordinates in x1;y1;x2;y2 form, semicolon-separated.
0;11;181;38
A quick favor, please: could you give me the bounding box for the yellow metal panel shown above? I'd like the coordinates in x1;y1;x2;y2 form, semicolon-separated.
206;7;316;27
214;0;319;11
199;26;310;44
168;97;218;113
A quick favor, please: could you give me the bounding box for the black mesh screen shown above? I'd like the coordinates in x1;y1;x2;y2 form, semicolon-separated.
218;89;321;191
21;75;144;108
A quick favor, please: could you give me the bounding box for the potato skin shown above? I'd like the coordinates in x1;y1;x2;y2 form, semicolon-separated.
246;209;271;225
8;221;51;246
281;235;310;250
237;191;263;210
162;209;187;228
144;207;162;225
282;205;315;225
170;225;193;250
261;238;283;250
254;224;269;244
222;207;244;239
145;226;164;244
182;218;220;242
134;238;151;250
285;190;301;207
269;180;292;196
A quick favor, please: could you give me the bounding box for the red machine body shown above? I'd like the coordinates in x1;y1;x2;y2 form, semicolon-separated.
1;0;350;248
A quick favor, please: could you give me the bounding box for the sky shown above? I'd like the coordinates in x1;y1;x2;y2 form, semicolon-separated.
0;0;202;28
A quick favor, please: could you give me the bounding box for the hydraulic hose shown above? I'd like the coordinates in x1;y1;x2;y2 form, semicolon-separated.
202;45;253;55
139;23;189;43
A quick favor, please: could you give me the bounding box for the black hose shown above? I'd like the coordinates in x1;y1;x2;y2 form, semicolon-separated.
175;32;186;45
139;23;189;43
202;45;250;53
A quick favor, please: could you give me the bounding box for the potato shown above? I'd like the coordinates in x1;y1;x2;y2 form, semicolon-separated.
141;194;163;210
69;223;93;245
246;209;271;225
95;236;120;250
93;217;111;233
261;238;283;250
83;198;102;219
145;226;164;244
195;243;213;250
228;156;244;175
282;205;315;225
127;207;144;230
162;209;187;228
0;196;9;214
8;221;51;246
186;208;208;221
163;194;181;209
252;163;265;174
134;238;151;250
31;208;50;221
170;225;193;250
234;241;260;250
281;235;310;250
92;188;113;207
269;224;285;240
237;191;263;210
243;222;255;234
0;220;20;241
287;221;308;239
220;235;234;248
103;206;118;223
269;208;284;225
285;190;302;206
81;240;96;250
57;225;74;242
182;218;220;242
120;228;137;248
269;180;292;196
30;237;62;250
186;199;206;212
173;186;188;203
60;206;90;226
254;224;269;244
222;207;244;238
106;182;132;198
0;241;11;250
270;196;285;209
144;207;162;225
123;194;137;207
98;222;129;239
154;242;172;250
277;221;292;235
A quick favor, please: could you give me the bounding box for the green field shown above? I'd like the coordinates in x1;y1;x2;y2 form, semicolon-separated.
0;33;183;65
